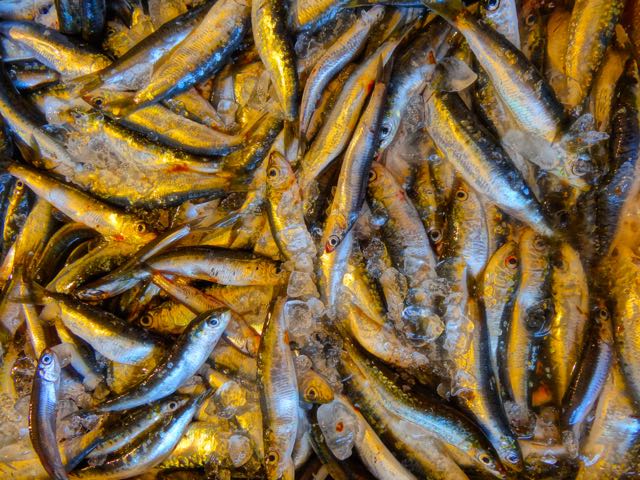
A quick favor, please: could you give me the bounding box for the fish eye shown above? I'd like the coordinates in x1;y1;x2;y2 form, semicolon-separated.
207;316;220;327
456;189;468;201
368;169;377;182
328;235;340;248
506;453;519;464
429;229;442;243
479;453;493;465
274;263;283;274
266;451;279;464
140;315;153;327
571;160;591;177
94;97;104;107
505;255;518;269
41;353;53;365
598;307;609;320
533;236;546;250
486;0;500;10
380;124;391;138
134;222;147;233
168;401;178;410
15;180;24;189
526;13;537;25
306;386;317;401
267;167;279;178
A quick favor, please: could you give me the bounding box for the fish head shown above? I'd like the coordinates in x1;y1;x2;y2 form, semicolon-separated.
378;113;400;150
37;349;61;383
322;213;348;253
473;447;508;479
299;370;334;404
265;151;295;191
264;442;294;480
123;219;157;244
158;393;192;415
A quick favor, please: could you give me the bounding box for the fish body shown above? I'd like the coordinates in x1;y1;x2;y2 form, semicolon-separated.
258;298;299;480
133;0;250;108
29;348;67;480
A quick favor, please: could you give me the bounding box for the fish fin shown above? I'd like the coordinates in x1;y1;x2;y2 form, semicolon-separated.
421;0;464;20
66;72;104;97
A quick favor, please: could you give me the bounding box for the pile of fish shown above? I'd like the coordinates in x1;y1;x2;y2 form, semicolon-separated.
0;0;639;478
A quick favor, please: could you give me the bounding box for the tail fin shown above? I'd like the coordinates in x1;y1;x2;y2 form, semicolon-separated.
66;72;104;98
283;120;299;165
421;0;464;20
65;438;101;473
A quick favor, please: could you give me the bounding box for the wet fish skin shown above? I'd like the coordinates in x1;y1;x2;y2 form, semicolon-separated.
71;391;208;479
299;6;384;139
319;395;418;479
91;310;229;413
443;179;490;280
82;89;246;157
2;176;32;257
596;60;640;257
29;348;67;480
298;38;400;212
133;0;251;109
547;242;589;405
322;72;388;254
339;337;505;479
449;295;523;472
55;0;81;34
32;223;97;285
564;0;624;109
0;21;110;79
424;0;566;143
378;17;451;149
80;5;210;93
424;91;553;237
80;0;105;44
562;302;614;428
502;228;552;419
575;362;640;479
412;159;446;255
258;298;299;480
5;162;156;244
252;0;299;122
35;286;165;365
149;271;261;357
265;151;317;273
480;239;520;392
68;393;192;469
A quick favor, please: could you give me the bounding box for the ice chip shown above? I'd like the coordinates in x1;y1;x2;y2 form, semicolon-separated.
227;433;253;467
317;400;358;460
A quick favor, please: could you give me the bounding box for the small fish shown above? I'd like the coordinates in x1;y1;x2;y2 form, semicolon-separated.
299;6;384;139
252;0;299;122
258;298;299;480
0;21;110;79
564;0;624;108
70;390;209;479
133;0;250;109
88;310;228;413
29;347;68;480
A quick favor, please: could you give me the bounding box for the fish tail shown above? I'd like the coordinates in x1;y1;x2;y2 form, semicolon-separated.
283;120;299;164
65;438;100;472
421;0;464;20
67;72;104;97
